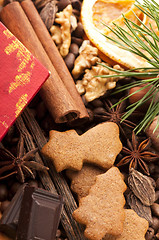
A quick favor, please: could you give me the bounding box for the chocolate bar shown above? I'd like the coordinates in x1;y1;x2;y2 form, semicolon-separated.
0;184;26;239
16;186;63;240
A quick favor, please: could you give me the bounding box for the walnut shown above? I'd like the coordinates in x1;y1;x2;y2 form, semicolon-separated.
50;25;62;45
76;63;124;102
72;42;101;79
70;15;77;32
50;4;72;57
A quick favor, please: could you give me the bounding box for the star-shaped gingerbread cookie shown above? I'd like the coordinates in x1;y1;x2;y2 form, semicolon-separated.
41;122;122;172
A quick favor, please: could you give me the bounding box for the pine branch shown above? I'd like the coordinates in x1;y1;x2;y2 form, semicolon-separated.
99;0;159;133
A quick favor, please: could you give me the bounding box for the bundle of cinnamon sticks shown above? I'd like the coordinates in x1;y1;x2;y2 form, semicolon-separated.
0;0;89;124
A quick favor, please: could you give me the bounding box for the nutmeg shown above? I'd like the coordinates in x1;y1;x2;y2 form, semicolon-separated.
0;184;8;202
0;200;11;213
129;85;152;112
151;203;159;217
151;216;159;232
69;43;79;57
64;53;75;71
145;116;159;150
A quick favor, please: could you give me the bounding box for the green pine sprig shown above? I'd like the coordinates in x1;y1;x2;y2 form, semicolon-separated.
99;0;159;134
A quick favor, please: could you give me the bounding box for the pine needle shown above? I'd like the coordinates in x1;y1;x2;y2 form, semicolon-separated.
99;0;159;134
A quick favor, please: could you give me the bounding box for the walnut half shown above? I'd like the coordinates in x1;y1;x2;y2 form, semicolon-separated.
50;4;72;57
72;43;101;79
76;63;123;102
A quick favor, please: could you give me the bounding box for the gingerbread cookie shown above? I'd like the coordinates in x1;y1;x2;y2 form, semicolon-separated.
66;163;105;201
72;167;127;240
104;209;149;240
41;122;122;172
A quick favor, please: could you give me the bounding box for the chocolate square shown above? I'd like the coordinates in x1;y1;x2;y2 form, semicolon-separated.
16;186;63;240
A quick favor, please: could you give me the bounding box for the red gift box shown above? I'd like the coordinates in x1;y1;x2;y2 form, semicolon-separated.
0;22;49;141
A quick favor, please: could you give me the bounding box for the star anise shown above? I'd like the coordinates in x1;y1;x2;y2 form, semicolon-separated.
0;135;49;183
93;98;136;137
116;131;159;175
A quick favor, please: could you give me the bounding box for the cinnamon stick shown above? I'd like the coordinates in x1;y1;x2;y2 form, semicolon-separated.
19;0;89;122
0;1;80;123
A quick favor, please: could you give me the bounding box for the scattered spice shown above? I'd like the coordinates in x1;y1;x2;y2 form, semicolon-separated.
40;0;58;30
128;168;156;206
145;116;159;151
116;131;159;175
33;0;51;10
76;63;121;102
0;134;48;183
126;191;153;224
93;98;136;137
1;1;159;238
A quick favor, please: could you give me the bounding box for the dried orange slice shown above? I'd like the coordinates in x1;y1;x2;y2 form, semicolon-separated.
81;0;153;69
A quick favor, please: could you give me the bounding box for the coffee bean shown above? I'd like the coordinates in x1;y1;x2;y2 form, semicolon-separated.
0;184;8;202
10;182;22;196
72;8;80;17
29;94;41;108
10;138;19;147
0;200;11;213
71;36;83;46
151;203;159;217
36;101;47;120
64;53;75;71
153;173;159;181
71;0;81;10
41;114;56;131
156;178;159;190
27;180;39;188
151;216;159;232
57;0;71;11
156;228;159;238
72;22;84;38
91;99;103;108
155;191;159;202
93;107;107;115
4;125;15;143
145;227;155;240
155;166;159;174
69;43;79;57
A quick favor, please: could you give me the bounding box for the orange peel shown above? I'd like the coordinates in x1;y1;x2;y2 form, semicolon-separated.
81;0;154;69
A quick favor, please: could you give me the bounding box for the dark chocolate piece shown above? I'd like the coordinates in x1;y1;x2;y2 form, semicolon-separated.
16;186;63;240
0;184;26;239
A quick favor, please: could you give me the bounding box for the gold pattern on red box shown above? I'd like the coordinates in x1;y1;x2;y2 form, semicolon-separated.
0;22;49;141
